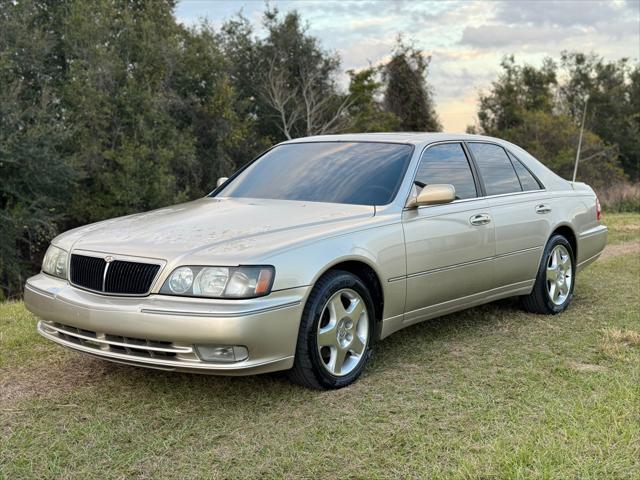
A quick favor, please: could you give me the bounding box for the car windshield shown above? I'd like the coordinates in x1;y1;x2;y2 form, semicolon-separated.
215;142;414;206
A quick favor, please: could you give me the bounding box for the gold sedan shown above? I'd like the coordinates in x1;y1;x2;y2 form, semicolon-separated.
24;133;607;389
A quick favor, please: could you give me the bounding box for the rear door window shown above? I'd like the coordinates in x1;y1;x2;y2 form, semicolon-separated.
468;143;522;196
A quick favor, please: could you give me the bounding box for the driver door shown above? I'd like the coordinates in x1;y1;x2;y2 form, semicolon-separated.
402;142;495;325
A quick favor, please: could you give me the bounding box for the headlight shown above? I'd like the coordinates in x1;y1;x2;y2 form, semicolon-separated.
160;266;274;299
42;245;69;279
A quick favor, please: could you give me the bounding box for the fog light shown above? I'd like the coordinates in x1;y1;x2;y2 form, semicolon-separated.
195;344;248;363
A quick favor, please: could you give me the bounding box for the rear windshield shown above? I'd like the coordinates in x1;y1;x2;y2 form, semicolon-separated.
216;142;414;205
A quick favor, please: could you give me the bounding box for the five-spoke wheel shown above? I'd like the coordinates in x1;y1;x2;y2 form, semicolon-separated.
288;271;375;389
546;244;573;306
522;234;575;314
316;289;369;376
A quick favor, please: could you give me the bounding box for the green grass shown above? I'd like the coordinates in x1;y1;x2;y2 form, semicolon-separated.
1;214;639;479
603;211;640;244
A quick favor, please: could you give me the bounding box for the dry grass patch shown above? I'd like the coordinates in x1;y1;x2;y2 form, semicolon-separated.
607;328;640;346
599;328;640;362
604;212;640;244
0;354;129;405
599;241;640;260
566;360;608;373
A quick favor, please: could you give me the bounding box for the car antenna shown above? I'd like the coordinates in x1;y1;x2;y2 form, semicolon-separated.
572;96;589;183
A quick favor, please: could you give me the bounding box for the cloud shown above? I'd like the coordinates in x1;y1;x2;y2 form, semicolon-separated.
460;0;640;51
494;0;632;27
460;24;590;48
174;0;639;131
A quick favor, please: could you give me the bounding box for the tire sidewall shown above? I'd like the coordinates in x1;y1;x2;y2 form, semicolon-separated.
304;272;375;388
539;235;575;313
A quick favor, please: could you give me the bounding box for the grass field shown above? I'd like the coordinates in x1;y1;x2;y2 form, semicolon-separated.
1;214;639;479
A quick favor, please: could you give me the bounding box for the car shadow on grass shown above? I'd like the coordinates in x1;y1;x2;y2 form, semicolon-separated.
3;297;533;406
82;299;527;394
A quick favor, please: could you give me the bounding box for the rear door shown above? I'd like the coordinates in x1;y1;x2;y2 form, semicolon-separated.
466;142;551;289
402;142;495;324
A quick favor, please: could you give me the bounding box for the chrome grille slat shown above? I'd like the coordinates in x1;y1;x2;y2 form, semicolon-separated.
45;322;192;354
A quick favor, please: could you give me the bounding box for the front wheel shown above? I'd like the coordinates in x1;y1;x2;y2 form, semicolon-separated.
521;234;575;314
287;270;375;389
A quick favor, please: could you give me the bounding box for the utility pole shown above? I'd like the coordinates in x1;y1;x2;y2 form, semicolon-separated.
572;97;589;183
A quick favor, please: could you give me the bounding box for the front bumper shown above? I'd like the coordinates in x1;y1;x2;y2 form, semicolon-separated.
25;273;308;375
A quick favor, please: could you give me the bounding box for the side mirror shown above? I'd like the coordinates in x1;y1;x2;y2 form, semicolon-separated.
216;177;229;188
406;184;456;208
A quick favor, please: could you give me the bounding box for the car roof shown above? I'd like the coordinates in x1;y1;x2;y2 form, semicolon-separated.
280;132;503;146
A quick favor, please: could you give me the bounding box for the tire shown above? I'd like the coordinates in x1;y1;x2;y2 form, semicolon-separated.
287;270;375;389
521;234;575;314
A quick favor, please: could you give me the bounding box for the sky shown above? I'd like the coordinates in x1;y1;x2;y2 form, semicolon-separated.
175;0;640;132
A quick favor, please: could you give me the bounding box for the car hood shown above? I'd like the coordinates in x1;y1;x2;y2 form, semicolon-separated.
54;197;374;263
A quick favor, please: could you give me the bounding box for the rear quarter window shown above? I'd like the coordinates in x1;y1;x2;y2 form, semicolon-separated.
507;151;543;191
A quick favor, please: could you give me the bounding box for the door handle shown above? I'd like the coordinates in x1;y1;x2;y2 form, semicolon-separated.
470;213;491;226
535;204;552;214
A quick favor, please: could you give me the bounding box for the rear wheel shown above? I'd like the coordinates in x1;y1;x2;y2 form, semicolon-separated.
522;234;575;314
287;271;374;389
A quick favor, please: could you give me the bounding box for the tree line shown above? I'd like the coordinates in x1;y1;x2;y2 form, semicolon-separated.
1;0;638;298
471;54;639;192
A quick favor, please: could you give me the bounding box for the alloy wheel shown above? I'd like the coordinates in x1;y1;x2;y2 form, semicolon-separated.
546;244;573;306
316;288;369;376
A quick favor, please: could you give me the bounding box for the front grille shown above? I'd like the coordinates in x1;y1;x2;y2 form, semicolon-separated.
104;260;161;294
70;254;105;291
70;254;160;295
43;321;193;359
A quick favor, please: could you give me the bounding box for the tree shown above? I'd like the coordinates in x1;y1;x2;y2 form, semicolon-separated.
383;39;441;132
259;8;352;139
57;0;197;223
262;56;352;139
220;8;351;141
0;0;254;297
499;111;626;191
477;56;557;134
0;0;74;298
559;52;639;179
474;54;633;191
345;67;400;132
171;22;258;192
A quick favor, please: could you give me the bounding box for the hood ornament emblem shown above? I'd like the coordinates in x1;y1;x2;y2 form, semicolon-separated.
105;256;114;263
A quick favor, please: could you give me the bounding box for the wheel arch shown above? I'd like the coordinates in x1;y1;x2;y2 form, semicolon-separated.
549;223;578;261
312;257;385;339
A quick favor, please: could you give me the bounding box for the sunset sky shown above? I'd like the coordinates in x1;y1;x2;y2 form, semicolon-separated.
176;0;640;132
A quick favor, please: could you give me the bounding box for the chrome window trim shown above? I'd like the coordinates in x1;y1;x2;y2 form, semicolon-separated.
463;140;547;192
407;187;547;211
403;139;549;211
